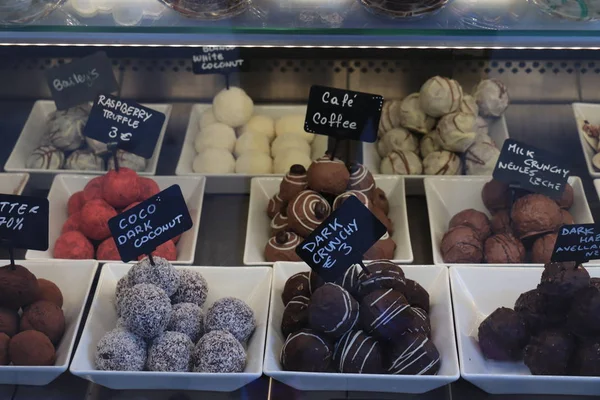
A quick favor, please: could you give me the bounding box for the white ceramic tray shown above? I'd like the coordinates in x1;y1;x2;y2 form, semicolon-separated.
0;259;98;386
244;176;413;265
363;116;509;195
263;262;460;393
175;104;328;194
450;265;600;396
0;173;29;195
425;176;595;266
70;264;272;391
5;100;172;189
573;102;600;178
25;174;205;264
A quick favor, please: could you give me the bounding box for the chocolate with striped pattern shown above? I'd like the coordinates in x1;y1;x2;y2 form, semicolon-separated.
281;295;310;338
333;330;383;374
347;162;376;199
360;288;415;340
357;260;406;298
279;164;308;202
281;270;323;305
270;210;289;236
334;263;366;297
281;329;332;372
309;283;359;339
332;190;371;211
264;231;302;264
267;193;285;219
25;145;64;170
387;332;440;375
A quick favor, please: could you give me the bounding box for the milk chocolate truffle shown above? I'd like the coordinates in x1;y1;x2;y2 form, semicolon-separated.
555;183;574;209
332;190;371;211
532;233;558;264
287;190;331;237
560;209;574;225
478;307;529;361
307;156;350;195
372;188;390;215
0;307;18;337
403;279;430;313
0;333;8;365
482;179;511;212
279;165;308;202
265;231;302;263
0;264;39;309
524;330;575;375
270;210;289;236
490;210;512;234
102;168;141;209
360;289;414;340
387;332;441;375
9;330;56;366
281;295;309;338
567;285;600;338
309;283;359;339
357;260;406;298
333;330;383;374
281;329;332;372
484;233;526;264
372;206;394;235
363;232;396;260
267;193;285;219
20;300;65;344
347;162;376;199
511;194;562;239
572;339;600;376
538;262;590;299
449;209;491;241
514;289;547;333
440;225;483;264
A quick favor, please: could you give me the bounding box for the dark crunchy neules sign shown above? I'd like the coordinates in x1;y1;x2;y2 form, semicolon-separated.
0;194;48;251
551;224;600;263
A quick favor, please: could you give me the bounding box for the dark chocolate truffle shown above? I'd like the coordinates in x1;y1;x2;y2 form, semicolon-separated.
279;164;308;202
532;233;558;264
484;233;526;264
9;330;55;366
449;209;491;241
490;210;512;235
524;330;575;375
403;279;430;313
335;264;366;297
567;285;600;338
482;179;511;212
280;329;332;372
20;300;65;344
281;295;309;338
372;188;390;215
282;271;322;305
0;333;8;365
538;262;590;298
560;209;574;225
514;289;547;333
387;332;441;375
478;307;529;361
440;225;483;264
35;279;63;308
0;264;39;309
571;339;600;376
555;183;574;209
333;330;382;374
0;307;18;337
309;283;359;339
360;289;414;340
307;156;350;195
591;277;600;290
511;194;562;239
405;307;431;337
357;260;406;298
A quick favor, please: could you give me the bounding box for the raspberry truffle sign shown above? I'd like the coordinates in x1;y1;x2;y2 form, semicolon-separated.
108;185;192;262
304;85;383;143
493;139;570;199
296;196;387;282
192;46;246;75
551;224;600;263
0;194;49;251
84;94;165;159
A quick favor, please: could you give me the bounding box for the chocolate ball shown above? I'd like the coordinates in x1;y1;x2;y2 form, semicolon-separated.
531;233;558;264
440;225;483;263
484;233;525;264
357;260;406;298
567;285;600;338
387;332;440;375
281;271;322;305
481;179;511;212
524;330;575;376
372;188;390;215
20;300;65;344
478;307;529;361
307;156;350;196
571;339;600;376
35;279;63;308
363;232;396;261
333;330;383;374
9;330;56;366
0;333;8;365
280;328;332;372
360;289;414;340
490;210;513;235
514;289;547;333
511;194;562;239
538;262;590;299
281;295;309;338
403;279;430;313
0;307;18;337
560;209;574;225
372;206;394;235
555;183;574;209
592;277;600;290
0;264;39;309
449;209;491;241
309;283;358;339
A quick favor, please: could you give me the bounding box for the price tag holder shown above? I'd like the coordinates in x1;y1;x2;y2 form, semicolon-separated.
0;194;49;251
295;196;387;282
108;185;193;263
551;224;600;263
304;85;383;143
45;52;118;111
83;94;165;159
493;139;570;199
192;47;246;75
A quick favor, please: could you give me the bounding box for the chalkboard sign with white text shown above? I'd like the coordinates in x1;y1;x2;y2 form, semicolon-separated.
304;85;382;143
493;139;570;199
192;46;246;75
551;224;600;263
83;94;165;159
108;185;193;262
0;194;48;251
45;52;118;111
296;196;387;282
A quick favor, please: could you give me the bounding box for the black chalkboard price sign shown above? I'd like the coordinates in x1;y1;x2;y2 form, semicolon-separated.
192;47;246;75
296;196;387;282
304;85;383;143
551;224;600;263
108;185;193;263
493;139;570;199
83;94;165;159
45;52;118;111
0;194;48;252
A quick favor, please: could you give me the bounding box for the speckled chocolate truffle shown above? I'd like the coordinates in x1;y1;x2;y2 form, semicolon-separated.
360;289;414;340
309;283;359;339
10;330;56;366
281;329;332;372
357;260;406;298
120;283;172;339
0;264;39;309
484;233;526;264
555;183;574;209
171;269;208;308
281;271;323;305
524;330;575;375
205;297;256;343
478;307;529;361
0;333;8;365
20;300;65;344
147;331;193;372
35;279;63;308
449;209;491;241
571;339;600;376
281;295;309;338
403;279;430;313
511;194;562;239
532;233;558;264
514;289;547;333
441;225;483;264
192;330;246;373
333;330;382;374
567;285;600;338
0;307;18;337
560;209;574;225
127;257;180;297
307;156;350;195
538;262;590;299
482;180;511;212
167;303;205;343
372;188;390;215
490;210;512;235
387;332;441;375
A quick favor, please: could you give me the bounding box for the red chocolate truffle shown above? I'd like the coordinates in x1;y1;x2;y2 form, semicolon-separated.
307;156;350;196
137;177;160;202
35;279;63;308
61;211;82;234
372;188;389;215
20;300;65;344
482;179;511;212
555;183;574;209
531;233;558;264
79;199;117;241
484;233;526;264
97;237;121;260
83;176;104;202
138;240;177;261
441;225;483;263
371;206;394;235
560;209;574;225
449;209;491;241
9;330;56;366
490;210;513;235
0;264;39;309
123;202;141;212
54;231;94;259
102;168;141;209
0;333;8;365
511;194;562;239
0;307;18;337
67;191;85;216
363;232;396;260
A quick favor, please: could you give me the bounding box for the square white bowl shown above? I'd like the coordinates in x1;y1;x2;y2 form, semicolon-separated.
0;259;98;385
363;116;509;195
0;173;29;195
244;176;413;265
425;176;594;266
25;174;205;264
70;264;272;391
5;100;172;189
450;265;600;396
573;102;600;178
263;262;460;393
175;104;327;194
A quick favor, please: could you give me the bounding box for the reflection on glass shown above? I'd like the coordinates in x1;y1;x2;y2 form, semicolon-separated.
159;0;250;20
450;0;530;29
533;0;600;21
359;0;451;20
0;0;64;25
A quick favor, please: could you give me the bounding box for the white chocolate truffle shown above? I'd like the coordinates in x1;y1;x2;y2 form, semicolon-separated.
436;112;477;153
239;115;275;142
476;133;497;147
377;127;419;157
26;145;64;169
398;93;436;135
273;149;311;174
474;79;509;117
464;139;501;175
474;116;489;136
271;135;311;159
212;87;254;128
108;150;147;172
460;94;479;116
86;137;108;154
378;100;402;137
275;115;314;143
420;132;443;158
65;149;103;171
194;123;236;153
235;151;273;174
47;105;89;151
198;107;218;130
419;76;463;118
193;148;235;174
234;131;270;158
380;150;423;175
423;151;462;175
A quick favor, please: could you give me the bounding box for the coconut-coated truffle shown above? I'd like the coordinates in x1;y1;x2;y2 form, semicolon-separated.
511;194;562;239
440;225;483;263
167;303;205;343
9;330;56;366
127;257;180;297
0;333;8;365
192;330;246;373
0;264;40;309
481;179;511;212
147;331;193;372
484;233;526;264
0;307;18;337
95;328;147;371
205;297;256;343
20;300;65;344
448;209;491;241
35;279;63;308
121;283;172;339
171;269;209;307
115;275;131;315
478;307;529;361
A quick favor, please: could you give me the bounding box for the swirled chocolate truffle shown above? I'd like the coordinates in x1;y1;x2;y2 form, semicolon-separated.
307;156;350;195
281;295;309;338
372;187;390;215
287;190;331;237
567;285;600;338
449;208;491;241
264;231;302;263
481;179;511;212
270;210;289;236
514;289;547;333
333;330;383;374
332;190;371;210
524;330;575;375
279;164;308;202
363;232;396;261
387;332;441;375
360;289;414;340
555;183;574;209
267;193;285;219
571;339;600;376
403;279;430;313
484;233;526;264
440;225;483;264
281;329;332;372
490;210;513;235
309;283;359;339
357;260;406;298
281;271;322;305
538;262;590;299
532;233;558;264
478;307;529;361
347;162;376;199
511;194;562;239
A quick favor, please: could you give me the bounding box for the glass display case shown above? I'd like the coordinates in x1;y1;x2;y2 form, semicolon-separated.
0;1;599;400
